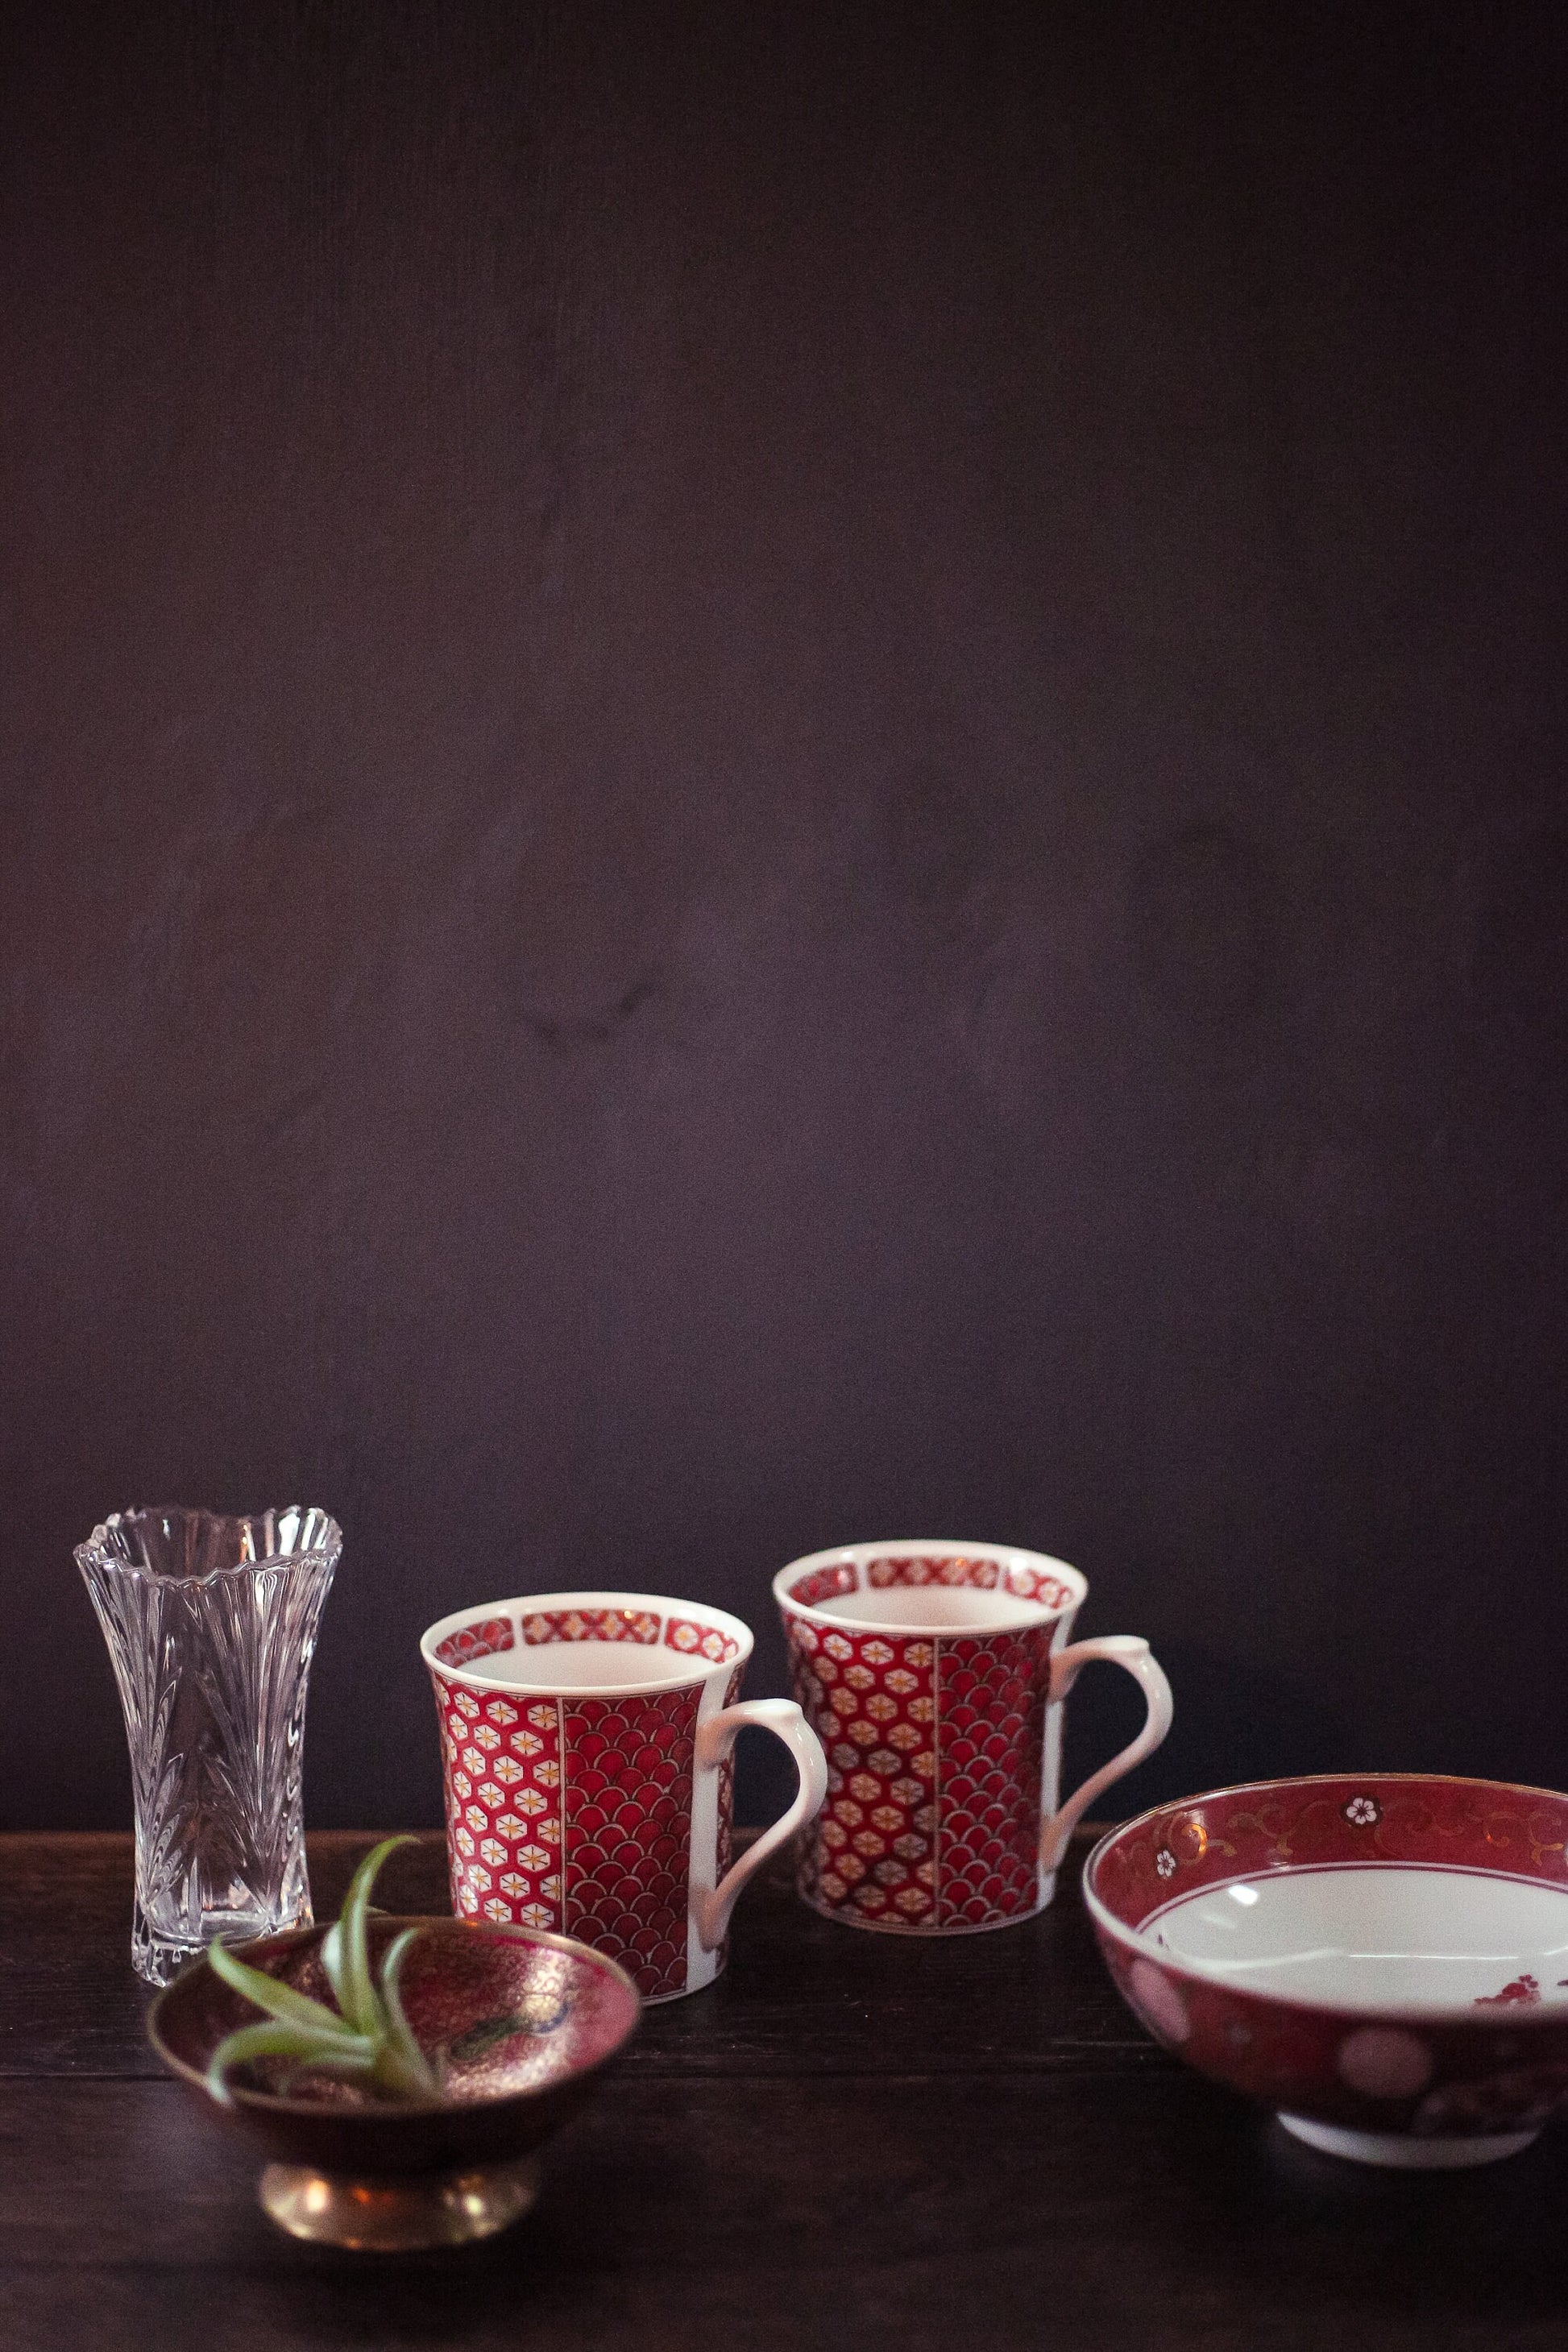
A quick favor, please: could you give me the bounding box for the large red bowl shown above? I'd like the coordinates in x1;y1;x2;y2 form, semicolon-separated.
1084;1773;1568;2168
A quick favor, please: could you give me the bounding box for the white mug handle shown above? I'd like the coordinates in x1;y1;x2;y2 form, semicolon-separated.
691;1699;830;1953
1039;1635;1173;1872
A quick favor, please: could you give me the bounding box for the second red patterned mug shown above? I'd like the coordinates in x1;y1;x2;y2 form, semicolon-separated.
421;1590;828;2001
775;1541;1172;1935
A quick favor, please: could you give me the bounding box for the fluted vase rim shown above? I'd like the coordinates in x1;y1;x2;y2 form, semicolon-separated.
75;1504;343;1587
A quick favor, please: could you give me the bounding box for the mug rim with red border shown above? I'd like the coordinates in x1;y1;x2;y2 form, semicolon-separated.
419;1588;754;1693
772;1538;1086;1635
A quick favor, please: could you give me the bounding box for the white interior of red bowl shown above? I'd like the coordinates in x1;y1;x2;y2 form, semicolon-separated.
1084;1773;1568;2022
1140;1865;1568;2013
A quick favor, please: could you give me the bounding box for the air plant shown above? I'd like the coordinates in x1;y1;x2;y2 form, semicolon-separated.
205;1835;442;2105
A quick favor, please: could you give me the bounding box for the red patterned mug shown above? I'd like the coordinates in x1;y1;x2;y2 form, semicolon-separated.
775;1541;1172;1935
421;1590;828;2001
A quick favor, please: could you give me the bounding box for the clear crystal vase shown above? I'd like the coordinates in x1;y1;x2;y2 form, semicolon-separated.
77;1505;341;1985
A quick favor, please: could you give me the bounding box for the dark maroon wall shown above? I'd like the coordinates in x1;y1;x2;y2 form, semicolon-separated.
4;3;1566;1829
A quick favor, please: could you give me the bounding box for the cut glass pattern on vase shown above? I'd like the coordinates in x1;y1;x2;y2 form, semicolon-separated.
77;1504;341;1985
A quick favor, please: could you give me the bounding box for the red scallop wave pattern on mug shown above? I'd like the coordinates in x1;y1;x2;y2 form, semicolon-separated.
714;1664;745;1887
935;1627;1053;1928
562;1686;702;2000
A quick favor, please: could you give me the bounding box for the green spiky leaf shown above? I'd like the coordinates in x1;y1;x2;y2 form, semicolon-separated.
335;1835;415;2037
207;1940;353;2039
203;1836;438;2107
372;1927;442;2100
204;2020;373;2106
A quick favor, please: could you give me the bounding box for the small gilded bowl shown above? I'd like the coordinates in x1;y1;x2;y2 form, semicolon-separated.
1085;1773;1568;2170
148;1914;641;2247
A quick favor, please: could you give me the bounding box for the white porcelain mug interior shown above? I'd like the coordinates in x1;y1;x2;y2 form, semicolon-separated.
775;1541;1173;1935
420;1590;828;2001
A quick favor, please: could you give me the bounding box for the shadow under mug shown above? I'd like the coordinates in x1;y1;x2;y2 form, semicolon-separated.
775;1541;1172;1935
420;1591;828;2001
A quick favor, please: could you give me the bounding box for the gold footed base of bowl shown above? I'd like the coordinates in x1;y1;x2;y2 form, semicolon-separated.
259;2153;543;2249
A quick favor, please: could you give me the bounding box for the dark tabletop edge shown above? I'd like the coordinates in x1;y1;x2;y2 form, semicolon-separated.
0;2055;1169;2088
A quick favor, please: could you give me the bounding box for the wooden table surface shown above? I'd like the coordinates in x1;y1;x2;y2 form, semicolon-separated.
2;1831;1566;2350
